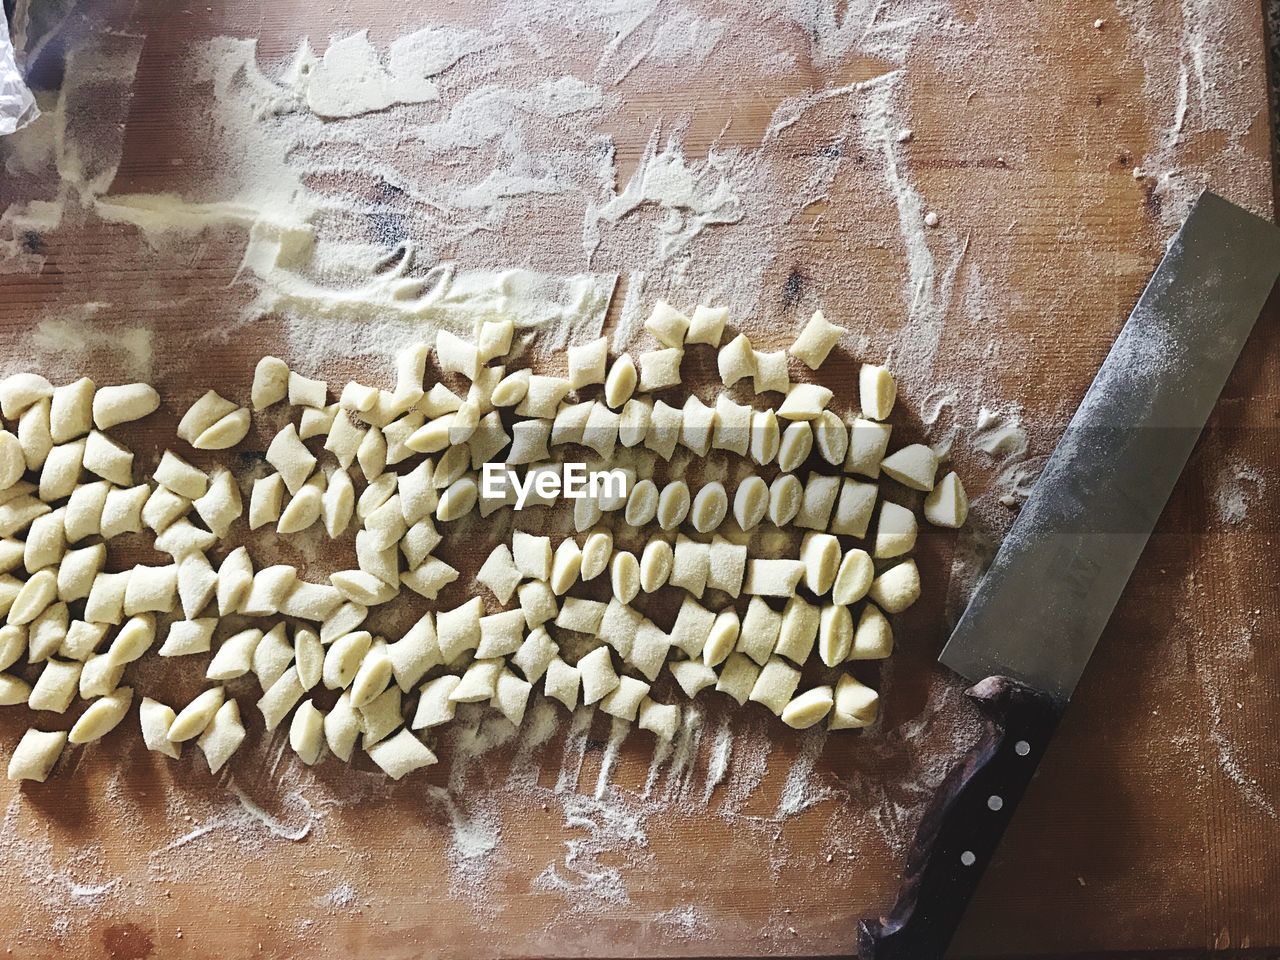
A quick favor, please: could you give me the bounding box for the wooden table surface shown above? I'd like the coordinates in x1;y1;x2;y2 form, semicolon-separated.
0;1;1277;957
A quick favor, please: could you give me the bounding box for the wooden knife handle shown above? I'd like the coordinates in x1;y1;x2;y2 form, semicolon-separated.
856;676;1063;960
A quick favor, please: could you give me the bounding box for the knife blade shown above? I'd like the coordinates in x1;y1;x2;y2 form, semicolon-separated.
858;190;1280;960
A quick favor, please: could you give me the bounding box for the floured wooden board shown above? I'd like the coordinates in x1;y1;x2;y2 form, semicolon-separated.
0;0;1275;956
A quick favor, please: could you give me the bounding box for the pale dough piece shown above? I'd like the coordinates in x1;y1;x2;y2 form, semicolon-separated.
69;686;133;744
49;377;95;444
690;482;728;533
669;658;717;698
492;369;531;408
24;509;66;573
325;412;363;467
618;398;652;447
717;334;755;387
749;657;801;715
250;473;286;530
357;424;387;480
859;364;897;421
782;686;835;729
193;467;242;538
868;559;921;614
59;619;107;661
789;310;846;370
512;531;553;581
777;420;813;472
436;476;478;522
450;658;503;703
645;301;689;347
477;544;521;604
82;431;132;485
349;643;394;709
437;597;483;661
412;675;461;729
767;474;802;527
242;565;299;617
250;356;289;410
544;657;581;710
294;628;325;691
568;337;609;389
299;403;339;440
734;475;769;531
799;532;840;594
715;652;761;705
405;415;453;455
140;698;180;758
578;645;619;704
818;604;854;666
711;395;750;456
0;673;30;706
669;535;710;598
778;383;833;421
398;459;437;523
687;305;728;347
680;396;715;456
924;471;969;528
829;673;879;729
278;580;344;623
323;691;361;761
743;559;804;598
384;615;439;692
506;419;550;465
420;383;464;419
515;375;571;419
610;551;640;605
644;400;682;459
199;699;246;774
320;601;368;645
706;535;747;597
795;473;840;531
511;626;558;683
252;624;293;690
775;596;819;664
19;399;53;472
286;371;326;409
266;424;317;494
340;381;379;413
207;627;264;682
290;700;326;765
194;407;250;451
477;317;514;361
78;653;123;700
0;624;24;671
814;410;849;466
703;609;740;667
656;480;691;531
638;348;684;392
628;620;672;681
39;440;85;502
141;485;189;536
27;659;81;712
359;684;403;744
517;579;557;629
625;479;659;527
600;675;650;721
833;549;874;605
737;597;781;665
176;390;236;446
0;373;53;420
580;529;613;581
84;570;129;625
853;603;894;659
28;602;68;662
110;614;159;666
168;686;226;742
638;698;681;739
101;484;151;540
491;667;533;725
7;728;66;781
829;478;878;538
874;501;918;558
880;444;939;492
436;330;480;380
556;597;607;634
276;473;323;536
751;350;789;395
639;539;673;592
476;608;527;659
581;404;620;460
668;596;714;660
9;568;57;625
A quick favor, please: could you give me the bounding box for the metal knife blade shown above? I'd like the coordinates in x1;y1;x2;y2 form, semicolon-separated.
940;190;1280;701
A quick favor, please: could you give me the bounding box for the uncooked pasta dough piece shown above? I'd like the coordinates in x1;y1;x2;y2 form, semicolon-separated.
638;347;683;392
670;657;717;698
544;657;581;710
749;657;801;715
258;667;305;731
325;413;363;467
702;609;740;667
39;440;85;502
79;654;123;700
476;608;527;660
814;410;849;466
299;403;339;440
515;375;571;420
880;444;939;492
50;377;95;444
627;620;671;680
869;559;921;614
859;364;897;421
829;478;877;538
101;484;151;540
715;652;761;705
249;473;285;530
670;536;710;598
775;596;819;664
833;549;874;605
789;310;846;369
141;484;189;536
27;658;81;713
175;389;235;446
645;301;689;347
19;399;53;472
610;551;640;604
737;597;781;665
853;603;894;659
743;559;804;598
690;482;728;533
492;369;531;408
710;395;750;455
601;675;650;721
198;699;246;774
437;597;483;661
0;431;25;491
450;658;503;703
639;539;673;592
556;597;607;634
436;476;478;522
799;532;840;594
194;406;250;451
69;686;133;744
846;419;893;478
412;675;461;729
874;501;918;558
687;305;728;347
24;509;66;573
924;471;968;528
657;480;691;531
168;686;226;742
492;667;534;725
717;334;754;387
577;646;619;704
436;330;480;380
250;356;289;410
618;398;652;447
751;350;789;395
795;473;840;531
511;626;558;684
679;396;715;456
568;337;609;389
517;579;557;629
9;568;57;625
477;544;521;605
139;698;180;758
349;643;394;708
323;692;361;761
266;424;316;494
84;570;129;625
818;604;854;666
767;474;802;527
207;627;264;682
92;384;160;432
644;400;682;459
123;566;177;616
706;536;747;597
829;673;879;729
668;596;714;660
159;618;216;658
782;686;835;729
733;475;769;531
478;318;515;361
0;373;52;420
294;628;325;690
778;383;833;421
289;700;326;765
7;728;66;781
581;404;620;460
580;528;613;581
194;467;242;538
777;420;813;472
638;698;681;740
624;479;659;527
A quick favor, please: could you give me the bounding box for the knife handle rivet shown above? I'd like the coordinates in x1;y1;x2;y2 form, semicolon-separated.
960;851;977;867
1014;740;1031;756
987;795;1004;811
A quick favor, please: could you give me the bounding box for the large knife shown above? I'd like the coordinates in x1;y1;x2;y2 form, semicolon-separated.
857;190;1280;959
